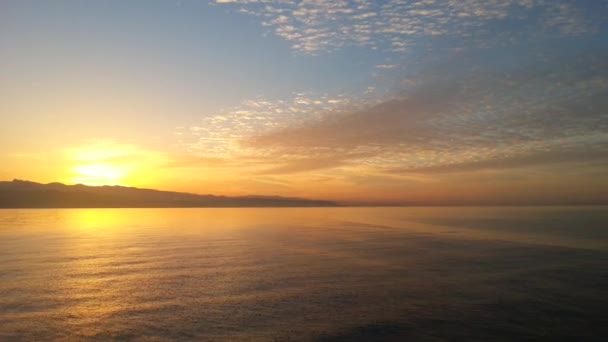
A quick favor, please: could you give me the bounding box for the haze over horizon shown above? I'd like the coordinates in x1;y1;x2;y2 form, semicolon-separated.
1;0;607;205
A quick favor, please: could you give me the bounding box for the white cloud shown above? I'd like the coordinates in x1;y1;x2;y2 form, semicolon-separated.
215;0;600;54
179;91;374;157
375;64;397;70
240;50;608;174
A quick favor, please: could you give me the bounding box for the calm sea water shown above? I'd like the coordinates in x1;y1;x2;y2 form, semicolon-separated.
0;207;607;341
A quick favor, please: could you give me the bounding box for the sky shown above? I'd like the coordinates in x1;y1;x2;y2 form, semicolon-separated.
0;0;607;205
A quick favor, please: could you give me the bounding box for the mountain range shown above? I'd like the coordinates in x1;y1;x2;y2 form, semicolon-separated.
0;180;337;208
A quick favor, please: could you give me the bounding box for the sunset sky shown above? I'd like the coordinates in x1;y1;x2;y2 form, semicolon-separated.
1;0;607;204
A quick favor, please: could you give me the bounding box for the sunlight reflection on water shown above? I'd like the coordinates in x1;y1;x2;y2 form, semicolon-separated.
0;207;607;340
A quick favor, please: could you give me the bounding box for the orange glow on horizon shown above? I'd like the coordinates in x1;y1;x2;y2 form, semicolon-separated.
63;141;159;187
70;163;129;186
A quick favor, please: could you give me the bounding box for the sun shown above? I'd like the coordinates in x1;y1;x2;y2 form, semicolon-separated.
65;141;164;187
70;163;128;186
66;141;136;186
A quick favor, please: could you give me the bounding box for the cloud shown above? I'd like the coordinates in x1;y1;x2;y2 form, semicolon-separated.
215;0;602;54
386;142;608;174
179;91;371;158
244;47;608;174
375;64;397;70
180;3;607;179
254;149;378;175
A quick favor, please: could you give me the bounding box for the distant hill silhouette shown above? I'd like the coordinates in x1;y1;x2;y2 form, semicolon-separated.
0;180;337;208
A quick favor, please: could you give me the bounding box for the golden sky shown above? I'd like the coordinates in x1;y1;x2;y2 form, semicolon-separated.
1;1;607;205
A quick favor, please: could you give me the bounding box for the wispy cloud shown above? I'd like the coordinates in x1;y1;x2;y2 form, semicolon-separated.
242;47;608;174
215;0;601;54
375;64;397;70
173;1;608;203
179;91;372;158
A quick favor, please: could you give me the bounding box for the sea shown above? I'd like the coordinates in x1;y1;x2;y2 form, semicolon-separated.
0;207;607;341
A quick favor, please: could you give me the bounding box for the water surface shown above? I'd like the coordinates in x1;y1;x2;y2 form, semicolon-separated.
1;207;607;340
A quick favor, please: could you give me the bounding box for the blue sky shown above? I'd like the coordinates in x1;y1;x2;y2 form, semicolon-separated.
0;0;607;203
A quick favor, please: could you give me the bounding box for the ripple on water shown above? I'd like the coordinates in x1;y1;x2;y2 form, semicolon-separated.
0;207;607;341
